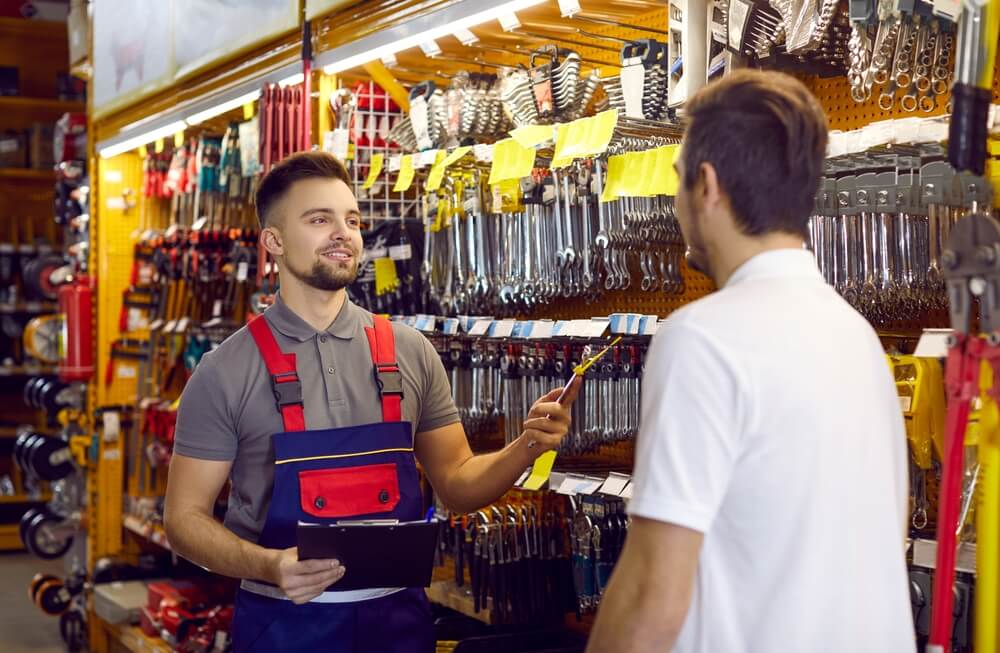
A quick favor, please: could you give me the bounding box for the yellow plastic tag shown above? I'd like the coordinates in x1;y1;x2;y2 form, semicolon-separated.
373;257;399;296
663;144;681;196
364;153;384;189
588;109;618;156
393;155;415;192
154;138;165;154
522;450;557;491
601;154;628;202
426;149;461;192
511;124;555;149
138;144;148;158
173;131;184;148
243;101;255;120
490;178;522;213
489;138;536;184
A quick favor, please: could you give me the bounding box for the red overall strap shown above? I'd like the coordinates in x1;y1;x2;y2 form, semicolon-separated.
363;316;403;422
247;315;306;432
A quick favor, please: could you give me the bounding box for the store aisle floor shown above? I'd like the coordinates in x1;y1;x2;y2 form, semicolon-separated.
0;551;69;653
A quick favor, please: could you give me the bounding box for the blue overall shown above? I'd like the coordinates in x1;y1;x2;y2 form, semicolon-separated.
230;314;434;653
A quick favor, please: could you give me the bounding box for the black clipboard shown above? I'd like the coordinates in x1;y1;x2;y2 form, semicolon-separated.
297;520;442;591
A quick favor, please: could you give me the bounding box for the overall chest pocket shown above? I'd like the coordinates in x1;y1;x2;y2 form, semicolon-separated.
298;463;400;519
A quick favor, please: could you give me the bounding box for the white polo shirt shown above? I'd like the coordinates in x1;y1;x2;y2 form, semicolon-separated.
630;249;915;653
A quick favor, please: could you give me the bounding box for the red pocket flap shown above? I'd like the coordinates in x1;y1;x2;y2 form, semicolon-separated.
299;463;400;519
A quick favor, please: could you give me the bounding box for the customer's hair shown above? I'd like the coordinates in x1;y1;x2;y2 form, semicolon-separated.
255;151;352;227
680;70;828;237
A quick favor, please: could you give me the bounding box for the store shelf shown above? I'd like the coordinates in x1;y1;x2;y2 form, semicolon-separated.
0;301;58;314
107;622;173;653
0;523;21;550
0;96;85;130
0;168;55;182
124;514;172;551
0;365;57;376
0;17;66;38
426;579;492;625
0;493;50;504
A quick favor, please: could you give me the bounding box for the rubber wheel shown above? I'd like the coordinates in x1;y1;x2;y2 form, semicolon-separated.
29;572;58;604
35;579;71;615
60;609;87;652
25;511;73;560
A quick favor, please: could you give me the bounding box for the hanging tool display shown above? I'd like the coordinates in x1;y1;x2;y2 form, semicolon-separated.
722;0;851;71
847;3;956;111
807;152;990;325
259;81;309;175
439;490;630;625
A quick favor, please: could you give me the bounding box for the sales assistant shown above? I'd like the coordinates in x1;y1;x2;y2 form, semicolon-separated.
164;151;580;653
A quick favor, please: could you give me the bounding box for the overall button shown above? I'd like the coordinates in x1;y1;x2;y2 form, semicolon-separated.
378;489;390;504
314;496;326;509
327;366;335;374
319;336;327;343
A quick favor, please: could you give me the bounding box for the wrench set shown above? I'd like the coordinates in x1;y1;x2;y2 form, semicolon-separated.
848;13;955;111
724;0;849;69
420;156;686;317
440;491;631;625
431;332;645;456
807;156;990;324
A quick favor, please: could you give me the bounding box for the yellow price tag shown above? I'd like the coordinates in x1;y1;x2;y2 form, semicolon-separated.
488;139;536;184
154;138;165;154
601;154;628;202
393;154;416;192
243;101;256;120
511;124;555;149
138;144;148;158
587;109;618;156
522;451;557;491
662;144;681;196
374;257;399;296
426;148;463;192
364;153;384;190
173;130;184;148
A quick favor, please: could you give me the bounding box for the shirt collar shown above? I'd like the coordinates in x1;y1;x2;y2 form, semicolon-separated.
264;293;361;342
724;247;821;289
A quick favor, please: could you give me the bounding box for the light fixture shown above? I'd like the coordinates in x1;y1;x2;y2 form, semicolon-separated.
498;12;521;31
278;72;305;87
184;89;261;126
320;0;545;74
98;120;188;159
454;28;479;46
380;53;398;67
419;40;442;57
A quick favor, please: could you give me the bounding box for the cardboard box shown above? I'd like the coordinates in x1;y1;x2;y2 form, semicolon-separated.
29;123;55;170
0;131;27;169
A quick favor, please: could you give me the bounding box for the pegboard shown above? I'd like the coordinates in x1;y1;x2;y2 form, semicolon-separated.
805;31;1000;132
524;256;714;320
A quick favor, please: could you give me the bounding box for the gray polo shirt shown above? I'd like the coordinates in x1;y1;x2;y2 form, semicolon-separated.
173;294;459;543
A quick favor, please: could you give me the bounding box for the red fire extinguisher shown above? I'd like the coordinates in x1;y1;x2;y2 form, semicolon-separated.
58;274;94;382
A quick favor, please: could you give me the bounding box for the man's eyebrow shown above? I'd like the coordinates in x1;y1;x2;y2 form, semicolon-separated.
299;207;335;218
346;208;362;218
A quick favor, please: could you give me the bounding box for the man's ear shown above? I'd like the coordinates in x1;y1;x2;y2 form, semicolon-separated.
260;226;284;258
699;162;723;209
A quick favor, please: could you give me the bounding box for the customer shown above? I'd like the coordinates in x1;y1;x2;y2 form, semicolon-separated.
586;70;914;653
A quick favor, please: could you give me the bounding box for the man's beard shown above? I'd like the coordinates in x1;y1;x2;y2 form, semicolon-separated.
285;255;359;291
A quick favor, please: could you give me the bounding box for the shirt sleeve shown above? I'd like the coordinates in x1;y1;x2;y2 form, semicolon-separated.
173;354;238;461
628;321;746;533
415;335;460;433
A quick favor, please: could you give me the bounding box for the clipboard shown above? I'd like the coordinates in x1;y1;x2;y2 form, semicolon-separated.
297;520;442;591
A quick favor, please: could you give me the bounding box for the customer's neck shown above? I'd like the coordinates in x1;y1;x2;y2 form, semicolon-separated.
278;276;348;333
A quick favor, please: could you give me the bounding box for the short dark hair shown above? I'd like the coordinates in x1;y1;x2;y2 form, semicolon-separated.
681;70;828;237
255;151;353;227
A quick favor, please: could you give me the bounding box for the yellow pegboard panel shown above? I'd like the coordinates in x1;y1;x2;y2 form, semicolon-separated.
95;154;142;408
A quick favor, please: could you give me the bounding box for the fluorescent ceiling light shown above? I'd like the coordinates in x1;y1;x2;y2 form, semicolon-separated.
321;0;544;74
454;28;479;46
419;40;442;57
99;120;188;159
380;53;398;67
498;12;521;31
185;89;261;126
278;72;304;87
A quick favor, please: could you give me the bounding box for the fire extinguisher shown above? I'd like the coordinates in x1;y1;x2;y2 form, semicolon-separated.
58;274;93;382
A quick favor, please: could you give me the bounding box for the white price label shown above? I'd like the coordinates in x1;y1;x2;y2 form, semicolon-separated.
409;97;435;151
443;318;459;335
515;469;531;487
474;143;493;162
899;396;913;413
469;319;492;336
388;155;402;172
585;319;610;338
212;299;223;318
620;483;634;499
492;320;516;338
176;317;190;333
418;149;439;168
914;329;953;358
389;244;413;261
598;473;632;496
236;260;249;282
103;411;121;442
620;62;646;119
116;364;137;379
104;170;123;183
323;128;351;161
558;0;581;16
369;246;388;260
530;321;554;339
